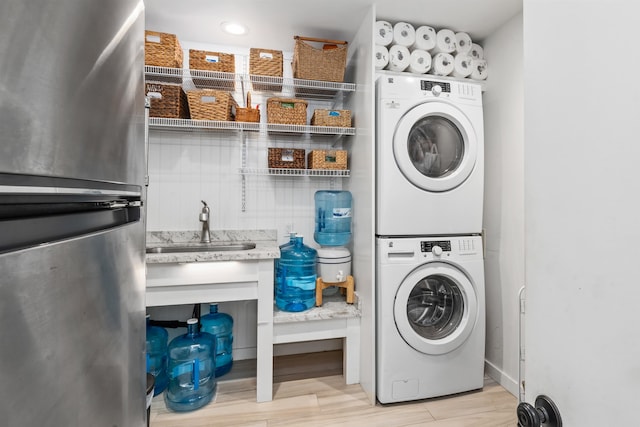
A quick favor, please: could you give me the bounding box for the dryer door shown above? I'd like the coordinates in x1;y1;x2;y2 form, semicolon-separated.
393;102;478;192
394;261;478;355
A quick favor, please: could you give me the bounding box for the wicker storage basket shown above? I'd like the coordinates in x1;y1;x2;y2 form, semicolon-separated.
268;148;306;169
311;109;352;127
186;89;237;121
189;49;235;89
250;48;284;91
189;49;235;73
292;36;348;82
250;48;283;76
267;98;308;125
145;83;189;119
235;92;260;123
145;31;183;68
307;149;348;170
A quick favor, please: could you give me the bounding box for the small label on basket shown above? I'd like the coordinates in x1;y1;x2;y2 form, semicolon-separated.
324;153;337;163
146;83;163;93
328;110;341;117
205;55;220;63
281;149;294;161
201;96;217;103
146;34;161;43
281;102;295;109
259;52;274;60
147;91;162;100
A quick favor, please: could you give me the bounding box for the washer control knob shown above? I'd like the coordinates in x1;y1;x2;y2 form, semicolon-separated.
432;246;443;256
432;85;442;96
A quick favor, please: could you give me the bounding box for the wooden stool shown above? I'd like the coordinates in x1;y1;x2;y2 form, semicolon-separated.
316;275;354;306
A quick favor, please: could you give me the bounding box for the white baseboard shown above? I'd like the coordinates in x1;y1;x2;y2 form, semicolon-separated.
233;347;257;361
233;339;343;361
485;359;519;397
274;339;343;356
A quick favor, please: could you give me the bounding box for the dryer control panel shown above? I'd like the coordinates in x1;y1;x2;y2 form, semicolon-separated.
421;241;451;252
420;80;451;93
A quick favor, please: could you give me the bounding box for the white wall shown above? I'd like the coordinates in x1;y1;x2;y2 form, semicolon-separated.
343;6;376;403
481;12;524;396
523;0;640;424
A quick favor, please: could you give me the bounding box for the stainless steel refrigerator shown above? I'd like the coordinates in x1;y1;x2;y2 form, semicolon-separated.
0;0;147;425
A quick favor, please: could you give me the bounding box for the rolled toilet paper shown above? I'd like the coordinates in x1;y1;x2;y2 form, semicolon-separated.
375;20;394;46
455;32;473;54
408;49;432;74
430;52;455;76
375;45;390;70
452;53;473;78
393;22;416;47
470;59;488;80
431;28;457;54
387;45;411;72
412;25;437;51
469;43;484;60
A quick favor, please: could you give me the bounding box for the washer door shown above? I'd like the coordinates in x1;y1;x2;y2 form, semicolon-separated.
394;262;478;355
393;102;478;192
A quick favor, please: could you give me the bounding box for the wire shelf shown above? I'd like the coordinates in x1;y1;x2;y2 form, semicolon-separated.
239;167;350;177
266;123;355;135
148;117;261;131
148;118;355;135
144;66;355;98
144;65;183;85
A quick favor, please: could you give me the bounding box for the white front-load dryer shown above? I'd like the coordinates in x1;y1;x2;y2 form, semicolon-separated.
376;75;484;236
376;235;485;404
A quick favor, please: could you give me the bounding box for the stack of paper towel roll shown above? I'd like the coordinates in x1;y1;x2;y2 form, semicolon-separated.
374;20;488;81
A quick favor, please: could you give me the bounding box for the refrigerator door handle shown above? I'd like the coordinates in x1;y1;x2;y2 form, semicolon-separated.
145;96;150;188
0;197;142;254
105;200;142;209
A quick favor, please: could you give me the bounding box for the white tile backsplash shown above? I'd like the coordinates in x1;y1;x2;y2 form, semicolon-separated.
147;128;343;247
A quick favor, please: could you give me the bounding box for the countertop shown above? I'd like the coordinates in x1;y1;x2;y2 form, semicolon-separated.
273;293;362;322
145;229;280;264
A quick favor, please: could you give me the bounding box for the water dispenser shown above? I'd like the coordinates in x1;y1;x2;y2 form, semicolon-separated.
313;190;355;306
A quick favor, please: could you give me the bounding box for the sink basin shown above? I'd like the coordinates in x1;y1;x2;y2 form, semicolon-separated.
146;242;256;254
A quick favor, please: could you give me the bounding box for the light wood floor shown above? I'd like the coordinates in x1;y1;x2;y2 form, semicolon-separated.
150;350;518;426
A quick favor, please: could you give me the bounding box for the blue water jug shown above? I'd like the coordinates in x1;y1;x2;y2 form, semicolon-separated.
314;190;352;246
165;318;217;412
274;232;297;296
281;232;297;252
200;304;234;377
275;235;318;312
146;315;168;396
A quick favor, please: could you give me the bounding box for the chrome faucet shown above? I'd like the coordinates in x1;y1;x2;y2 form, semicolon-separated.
199;200;211;243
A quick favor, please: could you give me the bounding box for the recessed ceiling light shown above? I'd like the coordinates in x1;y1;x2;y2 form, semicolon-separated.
221;22;248;36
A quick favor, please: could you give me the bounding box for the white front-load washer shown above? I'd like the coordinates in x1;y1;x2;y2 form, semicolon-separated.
376;74;484;236
376;235;485;404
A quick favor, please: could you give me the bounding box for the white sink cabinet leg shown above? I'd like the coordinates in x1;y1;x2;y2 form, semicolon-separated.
344;316;361;385
256;258;274;402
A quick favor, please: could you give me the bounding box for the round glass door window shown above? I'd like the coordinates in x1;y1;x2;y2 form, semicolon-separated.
407;116;464;178
393;102;478;192
407;275;464;340
394;262;477;355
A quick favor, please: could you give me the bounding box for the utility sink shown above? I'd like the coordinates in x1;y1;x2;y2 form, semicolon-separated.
146;242;256;254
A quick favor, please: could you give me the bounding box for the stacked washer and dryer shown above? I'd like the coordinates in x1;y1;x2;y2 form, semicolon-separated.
375;74;486;404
